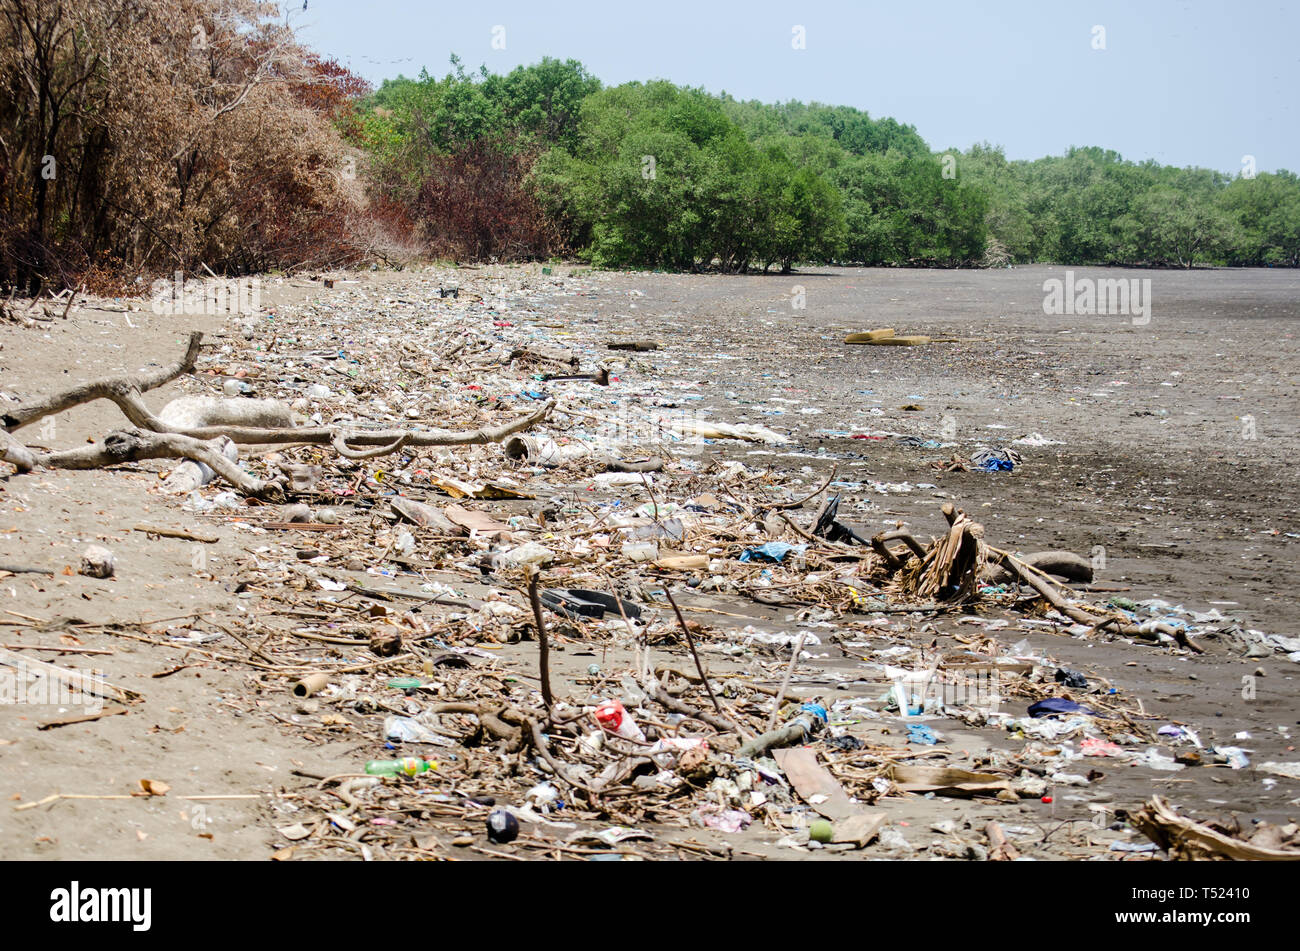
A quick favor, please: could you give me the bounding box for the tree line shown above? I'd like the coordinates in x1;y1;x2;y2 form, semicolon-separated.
3;1;1296;294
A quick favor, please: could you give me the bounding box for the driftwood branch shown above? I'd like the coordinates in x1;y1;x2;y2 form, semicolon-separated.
662;588;723;717
2;332;203;432
1132;795;1300;861
331;432;408;460
0;331;553;495
644;679;741;736
986;821;1020;861
0;430;35;472
161;400;555;450
526;570;554;712
989;546;1200;651
36;429;282;499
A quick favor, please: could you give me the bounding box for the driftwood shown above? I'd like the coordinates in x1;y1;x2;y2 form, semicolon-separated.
0;430;35;472
985;821;1020;860
1;331;203;432
38;705;128;730
525;570;554;712
1131;796;1300;861
166;402;555;453
607;457;664;473
37;429;283;499
644;680;740;736
734;714;819;759
662;588;724;717
870;528;927;569
0;647;141;704
0;332;555;495
985;550;1093;585
900;504;984;602
988;546;1200;651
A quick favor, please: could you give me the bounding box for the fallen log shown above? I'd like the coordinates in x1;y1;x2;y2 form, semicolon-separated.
173;400;556;452
37;429;283;499
0;331;555;494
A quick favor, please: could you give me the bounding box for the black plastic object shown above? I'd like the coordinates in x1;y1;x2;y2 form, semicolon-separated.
486;809;519;844
540;588;642;621
1055;667;1089;688
811;493;870;546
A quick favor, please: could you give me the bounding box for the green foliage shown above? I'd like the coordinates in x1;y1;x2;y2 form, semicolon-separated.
485;58;602;151
1219;171;1300;266
957;145;1296;267
352;55;1300;271
723;98;931;159
834;153;987;265
533;82;849;271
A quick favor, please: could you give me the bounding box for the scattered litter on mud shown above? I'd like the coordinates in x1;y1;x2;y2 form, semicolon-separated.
3;265;1298;861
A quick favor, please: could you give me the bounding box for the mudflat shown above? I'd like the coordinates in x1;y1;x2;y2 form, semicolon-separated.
0;263;1296;860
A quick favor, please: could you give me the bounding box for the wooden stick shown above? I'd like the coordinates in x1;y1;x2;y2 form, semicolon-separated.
38;706;128;729
133;524;219;543
772;465;837;510
662;588;723;717
2;643;114;655
180;794;262;801
525;570;554;712
14;793;135;811
0;648;140;703
765;632;806;732
986;820;1020;860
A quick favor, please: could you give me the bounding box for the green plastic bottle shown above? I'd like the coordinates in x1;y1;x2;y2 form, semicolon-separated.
365;757;437;778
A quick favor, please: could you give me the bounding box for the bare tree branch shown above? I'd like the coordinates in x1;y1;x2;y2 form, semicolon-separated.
36;428;282;499
1;331;203;432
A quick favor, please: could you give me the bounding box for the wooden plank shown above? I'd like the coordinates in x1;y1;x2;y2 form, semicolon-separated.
772;747;886;847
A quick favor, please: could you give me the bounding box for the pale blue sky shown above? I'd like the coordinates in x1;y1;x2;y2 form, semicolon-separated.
293;0;1296;174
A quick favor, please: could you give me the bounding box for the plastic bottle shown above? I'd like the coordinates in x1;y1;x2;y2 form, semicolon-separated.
621;540;658;563
364;757;437;777
594;699;646;742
